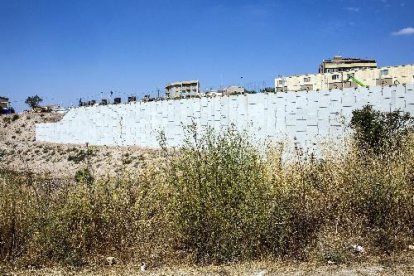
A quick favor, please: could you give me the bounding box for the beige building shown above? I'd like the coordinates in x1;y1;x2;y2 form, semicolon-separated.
319;56;377;73
275;64;414;92
223;85;245;96
205;89;223;97
165;80;200;98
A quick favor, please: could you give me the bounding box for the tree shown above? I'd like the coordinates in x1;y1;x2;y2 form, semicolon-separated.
25;95;43;110
350;105;414;155
261;87;275;93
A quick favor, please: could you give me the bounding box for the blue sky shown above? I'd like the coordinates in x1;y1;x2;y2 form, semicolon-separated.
1;0;413;111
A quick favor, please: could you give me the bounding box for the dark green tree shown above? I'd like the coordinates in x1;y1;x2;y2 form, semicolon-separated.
25;95;43;109
350;105;414;154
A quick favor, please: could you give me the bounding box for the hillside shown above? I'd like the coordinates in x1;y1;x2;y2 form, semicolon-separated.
0;112;158;178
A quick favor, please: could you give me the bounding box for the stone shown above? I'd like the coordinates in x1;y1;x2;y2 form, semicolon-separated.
327;260;336;265
351;244;365;253
140;262;147;272
106;256;116;266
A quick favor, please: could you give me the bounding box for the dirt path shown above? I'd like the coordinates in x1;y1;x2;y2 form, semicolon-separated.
4;252;414;276
5;262;414;275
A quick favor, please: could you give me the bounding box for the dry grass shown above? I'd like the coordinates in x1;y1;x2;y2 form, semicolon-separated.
1;125;414;271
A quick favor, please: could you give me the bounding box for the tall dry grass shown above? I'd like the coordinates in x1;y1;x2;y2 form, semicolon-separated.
0;167;170;267
1;126;414;267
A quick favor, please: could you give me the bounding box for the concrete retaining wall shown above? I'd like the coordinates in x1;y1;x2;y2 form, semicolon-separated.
36;84;414;149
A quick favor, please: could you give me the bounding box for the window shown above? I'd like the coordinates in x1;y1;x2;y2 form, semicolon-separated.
332;74;339;80
304;77;310;82
381;69;389;76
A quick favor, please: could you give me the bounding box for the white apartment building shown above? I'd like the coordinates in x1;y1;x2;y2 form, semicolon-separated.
275;64;414;92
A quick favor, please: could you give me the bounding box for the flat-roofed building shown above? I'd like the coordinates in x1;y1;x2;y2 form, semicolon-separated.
205;89;223;97
0;96;9;109
165;80;200;98
319;56;377;73
0;96;14;114
275;64;414;92
223;85;245;96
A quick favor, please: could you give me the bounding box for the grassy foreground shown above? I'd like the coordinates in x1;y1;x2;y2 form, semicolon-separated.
1;127;414;270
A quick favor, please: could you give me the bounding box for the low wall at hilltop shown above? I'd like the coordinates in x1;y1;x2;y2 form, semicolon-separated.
36;84;414;149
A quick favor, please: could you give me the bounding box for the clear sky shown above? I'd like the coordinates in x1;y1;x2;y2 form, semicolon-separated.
1;0;413;111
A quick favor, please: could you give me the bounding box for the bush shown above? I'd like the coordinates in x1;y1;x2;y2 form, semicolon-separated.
2;117;11;124
11;114;19;122
68;148;95;164
75;168;94;184
161;126;330;263
162;126;271;263
350;105;414;155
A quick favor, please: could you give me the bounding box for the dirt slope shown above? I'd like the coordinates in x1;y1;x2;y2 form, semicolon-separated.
0;112;158;178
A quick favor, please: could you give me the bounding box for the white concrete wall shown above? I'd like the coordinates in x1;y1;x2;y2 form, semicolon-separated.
36;84;414;149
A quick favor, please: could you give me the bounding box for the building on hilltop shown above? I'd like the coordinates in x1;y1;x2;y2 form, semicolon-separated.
0;96;15;114
204;86;246;97
223;85;245;96
319;56;377;73
275;64;414;92
0;97;9;109
165;80;200;98
204;89;223;97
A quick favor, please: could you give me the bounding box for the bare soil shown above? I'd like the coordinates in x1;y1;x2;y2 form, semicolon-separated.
0;112;160;178
4;253;414;275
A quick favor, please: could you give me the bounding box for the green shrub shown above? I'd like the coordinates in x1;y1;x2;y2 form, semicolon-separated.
161;126;329;263
11;114;19;122
121;153;133;165
68;148;95;164
75;168;94;184
162;126;271;263
2;117;11;124
350;105;414;155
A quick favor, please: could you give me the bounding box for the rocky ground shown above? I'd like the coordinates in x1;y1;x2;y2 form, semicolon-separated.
0;112;160;178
